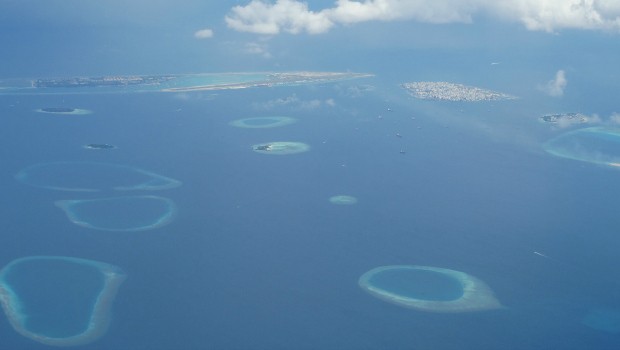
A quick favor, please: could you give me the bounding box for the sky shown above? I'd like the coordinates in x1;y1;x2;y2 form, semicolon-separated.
0;0;618;77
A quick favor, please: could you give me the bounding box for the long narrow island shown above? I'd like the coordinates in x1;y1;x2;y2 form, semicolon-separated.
0;72;372;94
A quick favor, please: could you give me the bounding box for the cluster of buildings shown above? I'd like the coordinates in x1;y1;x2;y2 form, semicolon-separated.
402;82;516;102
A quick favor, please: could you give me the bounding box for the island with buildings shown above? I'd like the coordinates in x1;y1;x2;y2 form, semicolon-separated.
540;112;589;124
32;75;177;88
402;82;517;102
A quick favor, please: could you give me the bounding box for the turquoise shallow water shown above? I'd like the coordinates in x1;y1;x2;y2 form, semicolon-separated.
367;268;464;301
544;127;620;166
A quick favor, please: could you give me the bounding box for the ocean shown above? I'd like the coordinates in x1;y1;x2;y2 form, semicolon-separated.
0;68;619;350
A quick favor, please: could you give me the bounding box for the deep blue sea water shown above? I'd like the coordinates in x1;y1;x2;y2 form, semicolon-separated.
1;66;620;350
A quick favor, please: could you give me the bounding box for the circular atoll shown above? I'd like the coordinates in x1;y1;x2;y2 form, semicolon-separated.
329;195;358;205
35;107;92;115
55;195;177;231
543;127;620;168
0;256;126;346
15;161;182;192
359;265;503;313
252;141;310;155
229;116;297;129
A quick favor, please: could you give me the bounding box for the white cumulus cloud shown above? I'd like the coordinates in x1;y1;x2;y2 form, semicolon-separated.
500;0;620;32
226;0;334;34
194;28;214;39
225;0;620;35
244;42;272;58
543;70;568;97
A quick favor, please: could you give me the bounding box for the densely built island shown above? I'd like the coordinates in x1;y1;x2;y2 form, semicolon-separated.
402;82;517;102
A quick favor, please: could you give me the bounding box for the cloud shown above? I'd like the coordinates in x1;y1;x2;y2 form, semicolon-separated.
336;84;376;98
226;0;334;34
542;70;568;97
244;42;272;58
500;0;620;33
555;113;601;128
194;28;214;39
225;0;620;35
256;94;336;109
608;112;620;124
172;92;218;101
542;112;620;129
